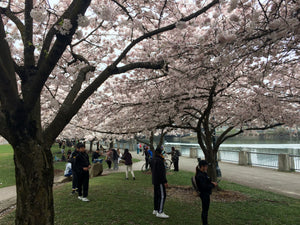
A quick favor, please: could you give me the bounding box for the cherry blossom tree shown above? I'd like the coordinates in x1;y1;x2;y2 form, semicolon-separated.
93;0;300;181
0;0;226;223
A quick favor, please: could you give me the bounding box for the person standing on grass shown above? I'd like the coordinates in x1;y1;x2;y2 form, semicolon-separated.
151;147;169;219
75;142;91;202
171;147;181;171
122;149;135;180
195;160;218;225
69;145;80;194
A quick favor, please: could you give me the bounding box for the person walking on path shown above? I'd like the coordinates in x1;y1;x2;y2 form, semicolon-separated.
137;143;142;154
69;146;79;194
195;160;218;225
105;149;113;169
151;147;169;219
122;149;136;180
171;147;181;171
112;149;119;170
75;143;91;202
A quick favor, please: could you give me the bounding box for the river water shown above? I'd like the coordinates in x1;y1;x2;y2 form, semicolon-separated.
162;137;300;170
164;136;300;156
164;142;300;156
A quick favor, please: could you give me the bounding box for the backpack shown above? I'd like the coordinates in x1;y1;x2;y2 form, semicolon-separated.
191;176;201;195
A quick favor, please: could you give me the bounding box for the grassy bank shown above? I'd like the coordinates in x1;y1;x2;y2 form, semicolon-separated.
1;171;300;225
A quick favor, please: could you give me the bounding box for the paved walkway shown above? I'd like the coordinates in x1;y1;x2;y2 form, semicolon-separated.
130;152;300;199
1;152;299;213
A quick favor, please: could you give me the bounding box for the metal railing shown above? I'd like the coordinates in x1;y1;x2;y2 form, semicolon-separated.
219;150;239;163
290;155;300;172
248;152;278;168
218;149;300;171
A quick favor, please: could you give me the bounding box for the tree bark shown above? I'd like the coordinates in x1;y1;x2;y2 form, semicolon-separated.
205;150;217;182
149;131;155;152
13;140;54;225
89;139;94;153
196;130;218;182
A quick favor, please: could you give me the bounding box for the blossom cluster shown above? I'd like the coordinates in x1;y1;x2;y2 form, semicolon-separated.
77;14;89;27
57;19;73;35
30;8;46;23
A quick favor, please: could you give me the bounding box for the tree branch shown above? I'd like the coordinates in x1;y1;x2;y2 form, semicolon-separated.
0;16;19;112
112;0;219;67
24;0;92;113
0;7;25;43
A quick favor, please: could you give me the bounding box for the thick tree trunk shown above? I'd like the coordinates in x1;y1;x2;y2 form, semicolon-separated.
13;140;54;225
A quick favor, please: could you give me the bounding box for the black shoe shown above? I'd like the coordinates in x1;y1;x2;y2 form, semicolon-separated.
133;177;136;180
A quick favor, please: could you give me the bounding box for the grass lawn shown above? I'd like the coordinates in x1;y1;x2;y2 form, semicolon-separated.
0;144;140;188
1;170;300;225
0;145;15;188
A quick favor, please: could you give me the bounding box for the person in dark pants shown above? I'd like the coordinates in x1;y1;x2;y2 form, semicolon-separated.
74;143;91;202
92;149;102;163
195;160;218;225
151;147;169;219
69;146;79;194
171;147;181;171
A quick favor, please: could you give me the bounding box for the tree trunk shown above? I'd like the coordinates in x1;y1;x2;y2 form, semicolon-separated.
205;150;217;182
109;141;114;149
89;140;94;153
13;140;54;225
149;131;155;152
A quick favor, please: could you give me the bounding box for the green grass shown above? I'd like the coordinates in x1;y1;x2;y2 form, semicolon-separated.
0;145;15;188
1;171;300;225
0;144;140;188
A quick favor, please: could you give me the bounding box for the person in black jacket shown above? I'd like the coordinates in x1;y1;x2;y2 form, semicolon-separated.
112;149;119;170
195;160;218;225
92;149;101;163
151;147;169;219
121;149;135;180
171;147;181;171
69;146;79;194
74;143;91;202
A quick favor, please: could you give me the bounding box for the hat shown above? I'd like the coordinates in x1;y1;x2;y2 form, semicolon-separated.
198;160;209;168
155;147;162;154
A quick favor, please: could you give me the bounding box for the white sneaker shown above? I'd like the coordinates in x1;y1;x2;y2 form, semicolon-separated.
152;210;158;215
78;196;83;200
81;197;90;202
156;212;169;219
